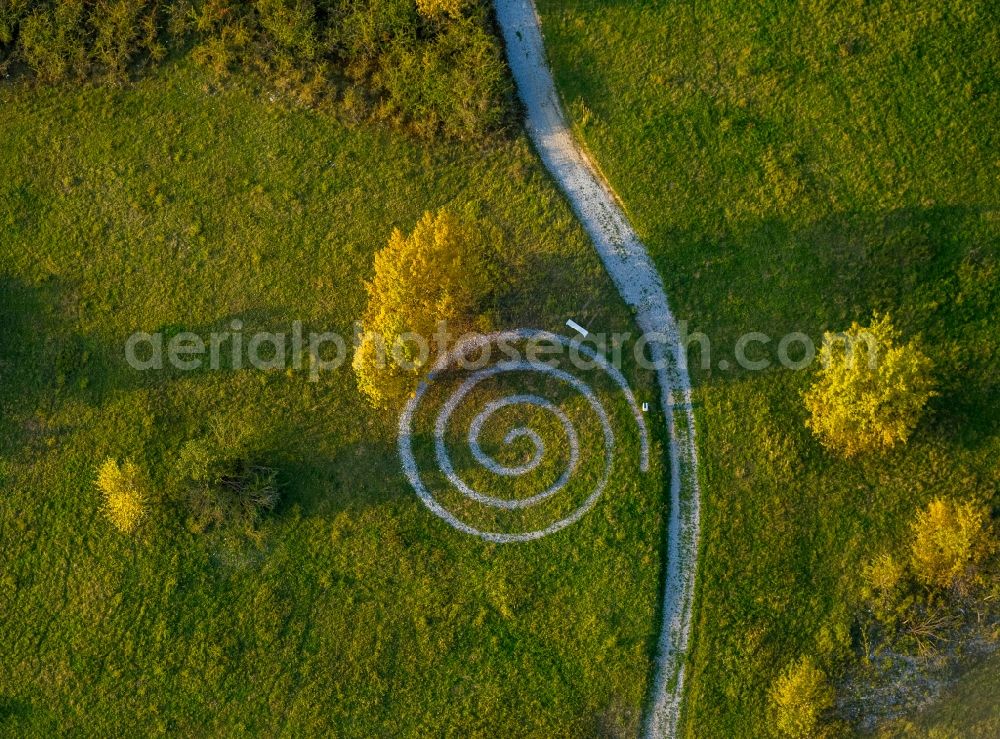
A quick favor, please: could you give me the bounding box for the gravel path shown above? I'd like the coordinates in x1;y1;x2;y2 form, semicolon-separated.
493;2;703;735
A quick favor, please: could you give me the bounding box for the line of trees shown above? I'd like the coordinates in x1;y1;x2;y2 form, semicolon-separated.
0;0;513;140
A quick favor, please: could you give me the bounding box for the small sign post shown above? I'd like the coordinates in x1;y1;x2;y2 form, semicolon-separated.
565;319;588;337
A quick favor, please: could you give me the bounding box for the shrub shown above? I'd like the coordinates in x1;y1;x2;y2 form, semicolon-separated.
176;436;279;534
190;22;251;78
332;0;512;139
416;0;464;20
861;551;911;627
89;0;156;78
17;0;89;82
255;0;319;60
864;552;905;595
910;497;994;593
0;0;32;49
376;16;512;140
353;207;508;408
804;314;936;457
95;457;147;534
768;655;835;738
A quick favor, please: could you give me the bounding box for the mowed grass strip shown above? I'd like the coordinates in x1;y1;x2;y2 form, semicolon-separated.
535;0;999;735
0;60;667;734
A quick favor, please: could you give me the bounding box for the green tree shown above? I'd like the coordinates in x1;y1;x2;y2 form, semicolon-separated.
804;314;935;457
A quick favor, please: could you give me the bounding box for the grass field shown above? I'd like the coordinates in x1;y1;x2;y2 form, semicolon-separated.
536;0;999;735
0;60;669;734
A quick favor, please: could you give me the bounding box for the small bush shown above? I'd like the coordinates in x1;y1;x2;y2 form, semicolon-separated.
861;551;912;628
864;552;905;595
353;207;509;408
176;436;279;534
910;497;994;593
769;655;835;738
416;0;464;20
804;314;936;457
95;457;147;534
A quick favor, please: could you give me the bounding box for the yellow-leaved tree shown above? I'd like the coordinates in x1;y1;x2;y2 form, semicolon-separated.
910;497;994;593
353;207;505;409
804;314;936;457
96;458;147;534
769;655;836;738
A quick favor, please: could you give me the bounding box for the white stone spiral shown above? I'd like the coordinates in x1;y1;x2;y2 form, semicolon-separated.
398;329;649;543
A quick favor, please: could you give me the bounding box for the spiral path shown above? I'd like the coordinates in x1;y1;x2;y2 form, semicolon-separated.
399;329;649;543
492;3;703;737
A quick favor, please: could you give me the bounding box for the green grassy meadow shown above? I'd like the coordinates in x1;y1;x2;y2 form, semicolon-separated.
0;60;668;734
536;0;999;735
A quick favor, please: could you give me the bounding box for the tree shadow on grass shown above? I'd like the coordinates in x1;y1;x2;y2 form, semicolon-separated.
276;438;412;517
0;696;33;729
0;282;306;451
0;277;96;457
0;695;27;716
655;204;997;449
108;307;305;389
0;277;413;532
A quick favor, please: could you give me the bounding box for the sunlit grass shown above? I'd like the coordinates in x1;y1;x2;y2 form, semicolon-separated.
536;0;999;734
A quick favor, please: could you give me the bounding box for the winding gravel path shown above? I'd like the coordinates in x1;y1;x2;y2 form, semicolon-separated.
493;2;702;735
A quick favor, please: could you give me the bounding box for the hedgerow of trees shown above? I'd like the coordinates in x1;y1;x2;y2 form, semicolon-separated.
0;0;512;140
